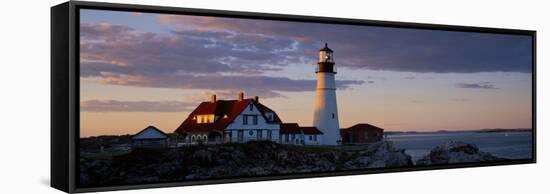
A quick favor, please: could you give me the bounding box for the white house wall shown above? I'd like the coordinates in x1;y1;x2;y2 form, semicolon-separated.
230;129;280;143
225;101;280;143
280;133;302;144
280;133;323;145
304;134;322;145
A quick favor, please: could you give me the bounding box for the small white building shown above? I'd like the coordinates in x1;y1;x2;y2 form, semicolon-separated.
174;93;282;144
132;126;169;149
279;123;323;145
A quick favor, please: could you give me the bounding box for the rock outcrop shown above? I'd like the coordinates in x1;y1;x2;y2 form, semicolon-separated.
416;141;507;165
80;141;412;187
344;141;413;168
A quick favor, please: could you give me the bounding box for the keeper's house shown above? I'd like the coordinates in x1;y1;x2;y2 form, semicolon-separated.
340;123;384;144
132;125;169;149
174;93;282;144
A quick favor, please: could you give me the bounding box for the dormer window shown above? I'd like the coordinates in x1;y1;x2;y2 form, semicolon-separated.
196;114;215;124
266;112;273;121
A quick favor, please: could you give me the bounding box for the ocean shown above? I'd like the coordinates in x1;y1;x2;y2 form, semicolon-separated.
386;131;533;162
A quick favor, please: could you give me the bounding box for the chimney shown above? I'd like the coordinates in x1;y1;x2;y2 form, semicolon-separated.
238;92;244;101
211;94;216;103
254;96;259;102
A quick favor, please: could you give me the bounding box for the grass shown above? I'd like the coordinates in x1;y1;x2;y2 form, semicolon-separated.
82;150;131;160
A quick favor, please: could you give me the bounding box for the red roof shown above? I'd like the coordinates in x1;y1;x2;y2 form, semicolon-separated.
300;126;323;135
280;123;323;135
342;123;384;132
280;123;300;134
174;98;282;134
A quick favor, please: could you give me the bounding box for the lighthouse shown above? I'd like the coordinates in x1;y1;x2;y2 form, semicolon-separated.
313;43;340;145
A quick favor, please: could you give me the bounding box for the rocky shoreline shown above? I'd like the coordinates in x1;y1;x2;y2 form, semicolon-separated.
79;140;505;187
416;141;507;165
80;141;412;187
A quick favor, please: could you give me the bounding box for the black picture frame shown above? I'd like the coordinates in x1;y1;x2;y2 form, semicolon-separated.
51;1;537;193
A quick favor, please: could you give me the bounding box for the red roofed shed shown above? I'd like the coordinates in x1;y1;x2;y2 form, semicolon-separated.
340;123;384;144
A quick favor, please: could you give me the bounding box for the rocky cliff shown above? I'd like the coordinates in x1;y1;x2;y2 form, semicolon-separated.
80;141;412;187
416;141;507;165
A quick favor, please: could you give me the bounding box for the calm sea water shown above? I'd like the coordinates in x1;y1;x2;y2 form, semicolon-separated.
386;131;533;162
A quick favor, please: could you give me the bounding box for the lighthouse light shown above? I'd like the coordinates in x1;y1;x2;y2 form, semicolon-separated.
319;51;334;63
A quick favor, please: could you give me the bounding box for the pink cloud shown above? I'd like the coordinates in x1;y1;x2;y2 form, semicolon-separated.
80;99;196;112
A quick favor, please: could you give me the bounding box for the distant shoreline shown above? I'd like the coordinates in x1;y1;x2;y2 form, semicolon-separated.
385;128;532;135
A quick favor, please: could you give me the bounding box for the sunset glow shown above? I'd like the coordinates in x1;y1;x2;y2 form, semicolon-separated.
79;9;532;137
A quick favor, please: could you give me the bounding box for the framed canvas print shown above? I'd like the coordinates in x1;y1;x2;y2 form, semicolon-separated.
51;1;536;193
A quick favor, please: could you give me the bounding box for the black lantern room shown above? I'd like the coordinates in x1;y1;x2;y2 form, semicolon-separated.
317;43;336;73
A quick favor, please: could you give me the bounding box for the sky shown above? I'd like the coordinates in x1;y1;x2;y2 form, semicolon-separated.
79;9;533;137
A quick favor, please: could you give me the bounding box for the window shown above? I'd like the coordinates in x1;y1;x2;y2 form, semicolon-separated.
285;134;289;142
313;135;317;141
257;130;262;139
249;130;254;136
225;132;231;143
332;113;335;119
309;135;313;141
291;134;295;139
197;115;215;123
249;104;253;111
243;115;248;125
267;114;273;121
253;115;258;125
237;130;244;142
267;130;272;140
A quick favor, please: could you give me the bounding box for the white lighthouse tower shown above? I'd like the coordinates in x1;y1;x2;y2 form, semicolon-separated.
313;43;340;145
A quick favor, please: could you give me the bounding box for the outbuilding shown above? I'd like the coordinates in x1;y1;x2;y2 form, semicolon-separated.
340;123;384;144
132;126;169;149
280;123;323;145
